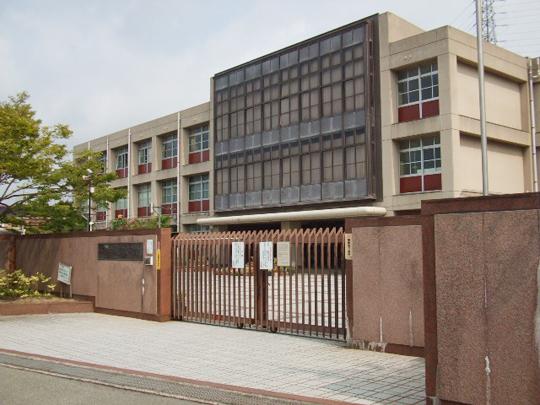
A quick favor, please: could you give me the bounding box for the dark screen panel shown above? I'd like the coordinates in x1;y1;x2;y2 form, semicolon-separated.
98;243;144;261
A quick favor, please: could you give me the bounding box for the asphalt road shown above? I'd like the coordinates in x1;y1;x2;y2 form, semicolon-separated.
0;365;200;405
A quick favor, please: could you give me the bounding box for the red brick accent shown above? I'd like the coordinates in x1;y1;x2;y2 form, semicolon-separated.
96;211;106;222
202;199;209;211
138;163;152;174
398;104;420;122
202;150;210;162
400;176;422;193
161;158;177;170
137;207;151;217
421;99;439;118
116;168;128;178
424;173;442;191
115;209;127;219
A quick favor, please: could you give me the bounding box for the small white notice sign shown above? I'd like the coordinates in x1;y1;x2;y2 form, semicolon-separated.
57;263;72;285
259;241;274;270
146;239;154;255
231;241;245;269
276;242;290;267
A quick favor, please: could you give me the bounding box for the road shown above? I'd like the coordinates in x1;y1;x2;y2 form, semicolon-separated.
0;365;199;405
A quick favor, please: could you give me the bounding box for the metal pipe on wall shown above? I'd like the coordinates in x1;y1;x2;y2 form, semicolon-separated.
196;206;387;226
176;112;181;231
528;58;538;192
476;0;489;196
127;128;132;218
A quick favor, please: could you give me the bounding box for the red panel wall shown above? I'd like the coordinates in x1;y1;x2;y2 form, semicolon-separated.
138;163;152;174
424;173;442;191
421;100;439;118
116;168;128;178
398;104;420;123
161;158;177;170
188;151;210;164
188;200;209;212
161;204;177;215
114;209;127;219
400;176;422;193
96;211;106;222
137;207;151;217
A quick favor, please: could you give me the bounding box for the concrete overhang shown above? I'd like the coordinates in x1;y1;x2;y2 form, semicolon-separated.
197;206;387;226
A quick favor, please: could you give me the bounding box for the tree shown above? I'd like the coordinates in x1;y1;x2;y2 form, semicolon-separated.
0;92;125;233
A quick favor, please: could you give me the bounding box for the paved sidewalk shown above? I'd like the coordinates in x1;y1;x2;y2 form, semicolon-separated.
0;313;425;404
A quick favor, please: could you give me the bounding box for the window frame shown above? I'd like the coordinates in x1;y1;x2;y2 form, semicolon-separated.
115;146;128;170
397;62;439;108
137;183;151;208
188;174;209;202
399;135;441;192
161;179;177;205
137;140;152;165
188;125;210;153
162;134;178;159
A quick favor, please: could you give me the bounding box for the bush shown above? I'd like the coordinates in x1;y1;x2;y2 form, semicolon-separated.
111;215;171;231
0;269;56;299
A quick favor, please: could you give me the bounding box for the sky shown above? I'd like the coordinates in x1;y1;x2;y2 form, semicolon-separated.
1;0;539;149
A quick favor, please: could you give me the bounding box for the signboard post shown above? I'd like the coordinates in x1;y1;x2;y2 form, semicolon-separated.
276;241;290;267
57;262;72;298
231;241;245;269
259;241;274;271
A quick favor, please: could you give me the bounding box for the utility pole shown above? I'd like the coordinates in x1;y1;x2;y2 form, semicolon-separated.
476;0;489;196
482;0;498;44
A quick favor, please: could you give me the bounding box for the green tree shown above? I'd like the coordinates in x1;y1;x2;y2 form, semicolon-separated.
0;92;125;233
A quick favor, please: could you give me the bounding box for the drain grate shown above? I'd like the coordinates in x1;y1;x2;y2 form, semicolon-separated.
0;352;330;405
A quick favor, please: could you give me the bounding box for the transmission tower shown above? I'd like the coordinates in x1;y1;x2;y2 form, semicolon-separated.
482;0;498;44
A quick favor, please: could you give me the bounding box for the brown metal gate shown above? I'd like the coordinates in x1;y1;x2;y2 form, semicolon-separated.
172;228;346;340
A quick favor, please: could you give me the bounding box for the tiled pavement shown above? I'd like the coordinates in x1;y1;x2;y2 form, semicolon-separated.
0;313;425;404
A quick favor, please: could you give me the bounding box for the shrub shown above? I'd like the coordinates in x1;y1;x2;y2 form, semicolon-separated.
110;215;171;231
0;269;56;299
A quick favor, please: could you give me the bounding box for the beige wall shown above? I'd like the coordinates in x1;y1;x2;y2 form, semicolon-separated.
456;62;524;130
434;209;540;404
458;134;526;194
16;232;159;315
349;224;424;349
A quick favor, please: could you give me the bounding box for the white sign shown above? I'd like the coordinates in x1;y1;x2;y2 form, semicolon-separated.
276;242;290;267
231;241;245;269
146;239;154;255
57;263;72;285
259;241;274;270
344;234;353;260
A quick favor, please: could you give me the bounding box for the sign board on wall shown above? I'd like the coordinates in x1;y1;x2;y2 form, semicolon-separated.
276;242;290;267
146;239;154;255
259;241;274;270
344;233;353;260
57;263;72;285
231;242;245;269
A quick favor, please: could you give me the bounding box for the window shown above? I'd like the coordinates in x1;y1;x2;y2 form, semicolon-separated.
137;183;151;217
98;151;107;172
188;125;210;163
115;194;128;219
115;146;128;178
137;140;152;174
96;203;107;222
161;179;177;215
397;61;439;122
162;134;178;158
188;174;209;212
185;224;210;233
399;135;441;193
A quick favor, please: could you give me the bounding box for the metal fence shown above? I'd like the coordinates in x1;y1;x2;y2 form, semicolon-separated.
172;228;346;340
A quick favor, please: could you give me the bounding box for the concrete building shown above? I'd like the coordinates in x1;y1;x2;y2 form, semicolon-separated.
74;12;540;231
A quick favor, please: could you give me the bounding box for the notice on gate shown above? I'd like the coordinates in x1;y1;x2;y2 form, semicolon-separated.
276;241;290;267
259;241;274;270
231;241;245;269
57;262;72;285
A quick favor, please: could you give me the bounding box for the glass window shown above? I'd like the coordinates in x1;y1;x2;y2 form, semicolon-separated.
162;134;178;159
189;174;209;201
161;179;177;204
138;140;151;165
115;146;128;169
116;195;128;210
189;124;209;153
397;61;438;106
399;134;441;179
137;184;151;208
